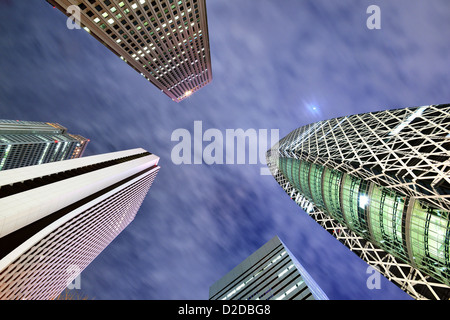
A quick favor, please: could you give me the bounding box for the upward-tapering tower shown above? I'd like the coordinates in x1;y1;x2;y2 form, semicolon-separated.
46;0;212;102
267;103;450;300
0;148;160;300
0;119;89;171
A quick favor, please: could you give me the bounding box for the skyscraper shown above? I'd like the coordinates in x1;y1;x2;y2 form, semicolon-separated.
266;103;450;300
0;119;89;171
209;236;329;300
0;148;160;300
46;0;212;102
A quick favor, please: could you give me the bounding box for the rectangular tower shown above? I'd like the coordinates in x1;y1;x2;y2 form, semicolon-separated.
209;236;328;300
0;119;89;171
46;0;213;102
0;148;160;300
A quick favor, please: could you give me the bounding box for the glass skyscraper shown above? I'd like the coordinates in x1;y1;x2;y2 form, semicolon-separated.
0;148;160;300
0;119;89;171
46;0;212;102
266;103;450;300
209;236;328;300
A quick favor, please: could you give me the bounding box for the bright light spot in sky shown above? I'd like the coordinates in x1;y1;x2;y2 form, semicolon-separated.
302;99;320;115
309;104;320;114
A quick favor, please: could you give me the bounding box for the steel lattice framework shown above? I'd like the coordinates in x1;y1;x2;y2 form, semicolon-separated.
267;104;450;300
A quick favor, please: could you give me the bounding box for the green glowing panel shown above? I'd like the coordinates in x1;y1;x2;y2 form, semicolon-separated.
321;167;345;224
279;157;287;177
369;185;405;256
285;157;293;182
279;158;300;193
341;174;362;232
410;200;450;284
299;161;312;200
309;163;325;210
291;159;302;192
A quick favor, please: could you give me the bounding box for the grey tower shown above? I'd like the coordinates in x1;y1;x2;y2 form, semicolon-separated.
209;236;328;300
0;120;89;171
46;0;213;102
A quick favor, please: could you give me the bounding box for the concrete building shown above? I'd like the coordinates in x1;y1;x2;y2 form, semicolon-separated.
46;0;212;102
0;119;88;171
0;148;160;299
209;236;328;300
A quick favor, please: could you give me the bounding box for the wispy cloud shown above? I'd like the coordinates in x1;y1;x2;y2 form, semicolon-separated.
0;0;448;300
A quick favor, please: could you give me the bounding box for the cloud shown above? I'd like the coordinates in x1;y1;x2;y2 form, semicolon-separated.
0;0;447;300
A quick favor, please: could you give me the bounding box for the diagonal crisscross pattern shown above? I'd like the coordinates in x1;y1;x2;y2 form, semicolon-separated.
267;104;450;300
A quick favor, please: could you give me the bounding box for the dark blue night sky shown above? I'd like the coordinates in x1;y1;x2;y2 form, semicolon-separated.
1;0;449;300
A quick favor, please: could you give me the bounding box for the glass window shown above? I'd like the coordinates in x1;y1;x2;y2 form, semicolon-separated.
291;159;302;192
309;163;325;210
369;185;406;257
321;167;345;224
299;161;312;200
341;174;362;232
285;158;293;182
410;200;450;285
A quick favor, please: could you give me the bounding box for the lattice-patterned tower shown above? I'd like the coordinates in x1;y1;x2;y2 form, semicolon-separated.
266;103;450;300
209;236;328;300
46;0;212;102
0;148;160;300
0;120;89;171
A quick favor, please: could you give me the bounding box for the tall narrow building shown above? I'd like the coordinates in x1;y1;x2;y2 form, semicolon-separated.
46;0;212;102
266;103;450;300
0;148;160;300
0;119;89;171
209;236;329;300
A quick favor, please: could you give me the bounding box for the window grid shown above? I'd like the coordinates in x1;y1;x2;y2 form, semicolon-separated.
0;169;158;300
57;0;212;102
0;121;88;171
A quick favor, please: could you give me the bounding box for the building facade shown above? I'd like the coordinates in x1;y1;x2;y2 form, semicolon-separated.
46;0;212;102
209;236;329;300
0;148;160;299
266;103;450;300
0;120;89;171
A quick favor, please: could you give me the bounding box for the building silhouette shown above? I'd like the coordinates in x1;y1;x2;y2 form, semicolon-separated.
266;103;450;300
0;148;160;299
47;0;212;102
209;236;328;300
